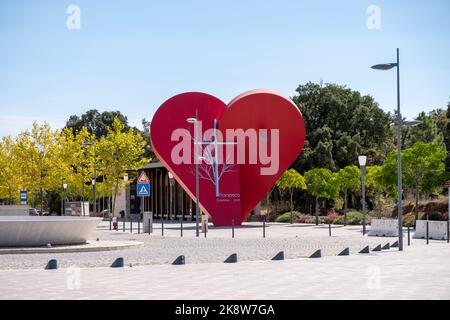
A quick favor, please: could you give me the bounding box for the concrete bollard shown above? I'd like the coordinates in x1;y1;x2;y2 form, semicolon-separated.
309;249;321;258
338;248;349;256
359;246;370;254
372;244;382;252
45;259;57;270
172;255;185;265
272;251;284;261
111;257;124;268
224;253;237;263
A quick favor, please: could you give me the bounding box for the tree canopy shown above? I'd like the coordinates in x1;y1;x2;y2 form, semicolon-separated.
276;168;307;214
292;82;392;172
65;109;131;138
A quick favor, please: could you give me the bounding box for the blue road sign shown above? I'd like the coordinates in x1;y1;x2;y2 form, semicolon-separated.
137;183;150;197
20;190;28;204
137;171;150;197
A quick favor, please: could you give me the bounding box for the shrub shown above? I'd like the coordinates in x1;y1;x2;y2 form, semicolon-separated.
325;210;339;224
332;215;345;225
403;213;415;227
294;214;308;223
304;215;326;224
275;211;303;223
333;211;367;225
346;211;363;225
419;211;444;221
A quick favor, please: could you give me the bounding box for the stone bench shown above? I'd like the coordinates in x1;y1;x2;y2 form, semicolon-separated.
368;218;399;237
413;220;449;240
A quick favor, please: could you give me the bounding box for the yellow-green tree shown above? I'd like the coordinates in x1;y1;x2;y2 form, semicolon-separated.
97;118;149;214
305;168;339;225
337;165;360;224
0;136;23;203
59;127;96;212
276;169;307;223
14;122;61;213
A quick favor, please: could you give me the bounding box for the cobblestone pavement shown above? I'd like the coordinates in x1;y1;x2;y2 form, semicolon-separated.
0;221;440;270
1;242;449;299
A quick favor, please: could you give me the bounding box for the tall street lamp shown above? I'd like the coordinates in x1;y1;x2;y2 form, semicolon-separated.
358;156;367;235
63;183;68;216
83;142;97;217
186;115;205;237
371;48;403;251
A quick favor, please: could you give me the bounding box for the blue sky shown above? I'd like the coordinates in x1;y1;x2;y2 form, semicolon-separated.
0;0;449;137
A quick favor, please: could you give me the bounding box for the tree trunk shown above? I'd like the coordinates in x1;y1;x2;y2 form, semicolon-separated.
315;196;319;226
40;188;44;216
344;189;348;226
112;181;119;216
414;190;419;229
290;189;294;224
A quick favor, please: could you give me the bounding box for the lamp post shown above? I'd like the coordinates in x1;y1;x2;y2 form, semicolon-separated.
186;115;205;237
83;142;97;217
358;156;367;235
371;48;403;251
63;183;68;216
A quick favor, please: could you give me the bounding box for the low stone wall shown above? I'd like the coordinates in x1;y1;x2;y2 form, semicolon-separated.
368;218;399;237
0;205;30;216
0;216;102;247
413;220;449;240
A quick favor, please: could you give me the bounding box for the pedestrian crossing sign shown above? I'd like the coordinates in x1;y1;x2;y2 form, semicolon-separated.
137;182;150;197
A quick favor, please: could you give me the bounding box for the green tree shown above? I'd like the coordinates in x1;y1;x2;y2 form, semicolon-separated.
65;109;131;139
292;82;392;171
404;111;444;148
0;136;22;204
379;142;446;224
59;127;96;214
14;122;61;213
364;165;385;216
403;142;446;223
97;117;149;214
304;168;339;225
337;165;360;224
276;169;307;223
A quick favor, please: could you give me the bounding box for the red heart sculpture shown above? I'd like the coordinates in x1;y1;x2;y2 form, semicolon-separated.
220;89;306;221
150;90;305;226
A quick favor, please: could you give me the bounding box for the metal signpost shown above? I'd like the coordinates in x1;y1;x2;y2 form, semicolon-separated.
137;171;151;231
20;190;28;205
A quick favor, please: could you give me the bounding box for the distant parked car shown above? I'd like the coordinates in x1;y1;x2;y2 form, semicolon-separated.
28;208;39;216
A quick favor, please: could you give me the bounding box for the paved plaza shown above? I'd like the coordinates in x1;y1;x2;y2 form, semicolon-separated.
0;221;449;299
0;221;410;269
0;242;449;300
